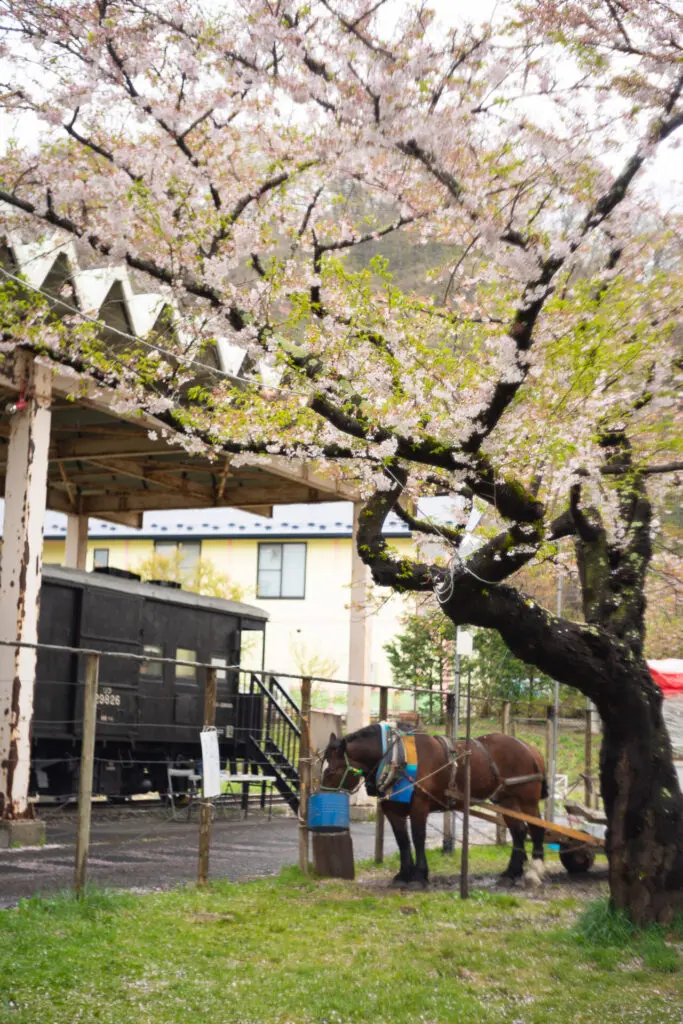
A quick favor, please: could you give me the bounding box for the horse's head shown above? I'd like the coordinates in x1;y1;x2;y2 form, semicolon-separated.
321;727;381;794
321;733;360;792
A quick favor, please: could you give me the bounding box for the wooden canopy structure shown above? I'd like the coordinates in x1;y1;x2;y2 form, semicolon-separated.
0;368;357;526
0;231;366;831
0;232;356;524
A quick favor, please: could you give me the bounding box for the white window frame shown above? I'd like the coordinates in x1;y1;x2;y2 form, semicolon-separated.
257;542;307;599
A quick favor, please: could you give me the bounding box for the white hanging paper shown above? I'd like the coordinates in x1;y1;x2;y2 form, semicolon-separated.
456;630;473;657
200;728;221;798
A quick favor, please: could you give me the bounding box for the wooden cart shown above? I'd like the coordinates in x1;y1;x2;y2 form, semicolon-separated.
469;798;607;874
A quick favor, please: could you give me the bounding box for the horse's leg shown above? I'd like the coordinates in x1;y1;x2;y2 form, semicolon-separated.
409;800;430;887
528;819;546;876
383;803;415;884
500;811;528;880
523;796;546;879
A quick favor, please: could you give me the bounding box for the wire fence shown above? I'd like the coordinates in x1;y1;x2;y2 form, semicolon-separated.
0;636;601;898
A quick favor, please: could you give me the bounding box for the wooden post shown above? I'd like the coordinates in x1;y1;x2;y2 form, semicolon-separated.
197;667;217;887
442;689;456;854
496;702;512;844
0;354;52;831
65;514;89;570
347;505;372;734
374;686;388;864
298;677;312;874
545;704;556;820
460;670;472;900
584;701;593;807
75;653;99;897
502;700;512;735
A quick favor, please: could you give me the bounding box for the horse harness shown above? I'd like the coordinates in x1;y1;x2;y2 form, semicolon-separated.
374;729;544;806
330;724;544;808
440;734;544;806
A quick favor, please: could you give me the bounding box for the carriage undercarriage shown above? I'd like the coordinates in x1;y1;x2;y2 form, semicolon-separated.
466;800;605;876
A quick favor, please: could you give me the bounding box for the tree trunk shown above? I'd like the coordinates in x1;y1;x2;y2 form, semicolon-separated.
598;662;683;924
357;462;683;922
469;595;683;923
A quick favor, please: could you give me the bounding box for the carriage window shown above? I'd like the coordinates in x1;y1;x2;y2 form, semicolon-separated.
257;543;306;599
140;644;163;677
155;540;201;574
93;548;109;569
211;656;228;682
176;648;197;681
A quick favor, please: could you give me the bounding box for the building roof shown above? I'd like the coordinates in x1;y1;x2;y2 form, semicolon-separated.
38;502;412;541
0;231;359;526
42;564;268;623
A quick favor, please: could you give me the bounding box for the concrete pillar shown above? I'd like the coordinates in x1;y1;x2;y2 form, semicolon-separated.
65;514;88;569
347;502;372;733
0;354;51;837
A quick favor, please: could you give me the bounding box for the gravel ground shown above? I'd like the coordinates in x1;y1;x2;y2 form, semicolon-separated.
357;862;611;902
1;804;607;907
0;805;448;907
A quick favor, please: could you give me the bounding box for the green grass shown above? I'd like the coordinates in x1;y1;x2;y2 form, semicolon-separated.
1;848;681;1024
574;899;683;974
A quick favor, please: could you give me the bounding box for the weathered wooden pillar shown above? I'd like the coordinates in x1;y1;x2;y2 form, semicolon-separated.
65;514;88;569
347;503;373;810
0;354;51;844
347;502;372;732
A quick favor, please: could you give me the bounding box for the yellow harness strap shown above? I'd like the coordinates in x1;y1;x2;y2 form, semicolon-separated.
403;733;418;766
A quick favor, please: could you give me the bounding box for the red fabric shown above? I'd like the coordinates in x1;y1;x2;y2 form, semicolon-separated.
649;665;683;698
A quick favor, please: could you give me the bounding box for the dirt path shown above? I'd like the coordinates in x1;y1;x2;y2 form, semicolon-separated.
357;862;611;902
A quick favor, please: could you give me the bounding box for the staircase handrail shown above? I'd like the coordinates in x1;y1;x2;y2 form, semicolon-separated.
249;672;301;737
265;673;300;719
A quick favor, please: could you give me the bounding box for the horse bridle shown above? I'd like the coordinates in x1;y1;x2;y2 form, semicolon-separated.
321;729;405;795
320;744;366;794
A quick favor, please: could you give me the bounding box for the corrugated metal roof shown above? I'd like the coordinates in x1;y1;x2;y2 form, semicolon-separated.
42;564;268;621
38;502;412;540
0;497;467;542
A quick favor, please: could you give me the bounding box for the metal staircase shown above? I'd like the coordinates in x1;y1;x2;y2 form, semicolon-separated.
240;673;301;812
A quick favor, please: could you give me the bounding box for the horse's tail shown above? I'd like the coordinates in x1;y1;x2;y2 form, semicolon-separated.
540;776;549;800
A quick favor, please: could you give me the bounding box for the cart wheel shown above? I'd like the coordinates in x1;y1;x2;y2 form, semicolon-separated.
559;846;595;874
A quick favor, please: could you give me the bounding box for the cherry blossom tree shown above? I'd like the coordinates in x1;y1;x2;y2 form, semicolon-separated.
0;0;682;921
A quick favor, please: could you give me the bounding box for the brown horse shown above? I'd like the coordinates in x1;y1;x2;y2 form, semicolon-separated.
322;725;547;886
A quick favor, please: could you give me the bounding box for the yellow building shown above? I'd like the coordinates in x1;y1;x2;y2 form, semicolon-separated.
42;503;418;706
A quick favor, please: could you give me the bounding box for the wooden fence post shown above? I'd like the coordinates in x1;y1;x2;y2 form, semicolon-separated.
442;689;456;854
298;677;312;874
545;704;556;820
198;667;218;887
584;701;594;807
374;686;389;864
75;653;99;897
460;671;472;900
496;701;512;845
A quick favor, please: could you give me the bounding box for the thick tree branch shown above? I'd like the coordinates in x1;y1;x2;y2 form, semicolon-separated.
392;501;466;545
355;467;436;592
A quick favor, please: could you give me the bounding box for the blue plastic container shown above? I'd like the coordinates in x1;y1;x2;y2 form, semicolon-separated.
308;791;350;831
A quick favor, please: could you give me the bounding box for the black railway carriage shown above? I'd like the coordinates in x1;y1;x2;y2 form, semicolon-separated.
32;565;268;798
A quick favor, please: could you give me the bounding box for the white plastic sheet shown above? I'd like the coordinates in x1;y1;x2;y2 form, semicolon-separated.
200;728;221;798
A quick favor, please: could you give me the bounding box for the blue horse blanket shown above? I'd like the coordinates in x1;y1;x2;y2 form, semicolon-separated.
378;722;418;804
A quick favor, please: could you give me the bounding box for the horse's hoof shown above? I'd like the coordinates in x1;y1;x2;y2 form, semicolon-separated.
522;862;543;888
389;875;412;888
531;858;546;879
497;874;519;888
406;878;428;890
